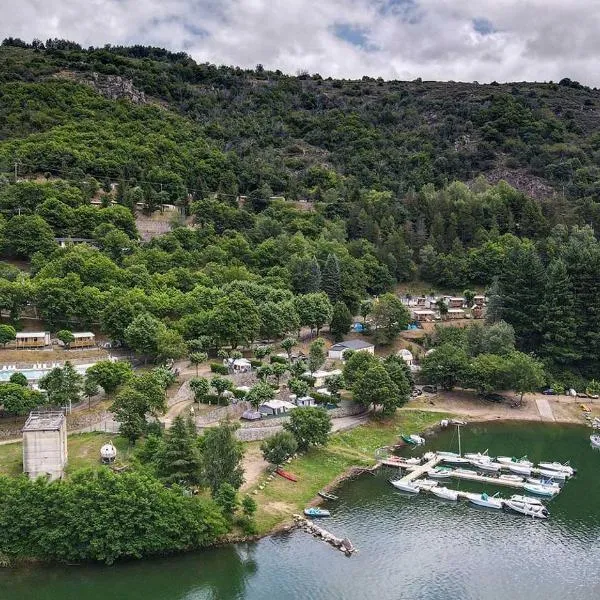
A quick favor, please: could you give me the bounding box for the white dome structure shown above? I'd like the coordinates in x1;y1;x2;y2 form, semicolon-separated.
100;442;117;464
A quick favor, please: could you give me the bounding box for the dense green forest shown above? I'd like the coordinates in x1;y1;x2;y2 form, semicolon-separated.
0;38;600;383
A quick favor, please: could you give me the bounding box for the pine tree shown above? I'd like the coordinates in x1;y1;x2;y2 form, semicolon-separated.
498;243;545;351
485;277;503;324
156;415;202;487
330;301;352;341
539;259;579;365
321;253;341;302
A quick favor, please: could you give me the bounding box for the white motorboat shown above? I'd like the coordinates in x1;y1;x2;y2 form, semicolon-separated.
389;479;420;494
591;434;600;448
402;457;422;465
466;492;503;509
504;498;549;519
414;479;438;489
523;483;559;497
464;451;489;461
526;477;560;488
437;451;460;459
537;468;567;480
499;474;524;483
537;462;575;476
430;486;459;501
423;451;436;461
497;456;533;468
508;494;543;505
409;434;426;445
507;463;532;476
471;460;502;472
428;466;454;479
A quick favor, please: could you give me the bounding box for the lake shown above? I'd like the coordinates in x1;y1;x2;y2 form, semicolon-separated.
1;421;599;599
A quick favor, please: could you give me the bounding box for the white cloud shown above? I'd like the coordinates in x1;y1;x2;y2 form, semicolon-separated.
2;0;599;85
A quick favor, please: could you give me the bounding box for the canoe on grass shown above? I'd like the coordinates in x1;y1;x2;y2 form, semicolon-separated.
276;468;298;482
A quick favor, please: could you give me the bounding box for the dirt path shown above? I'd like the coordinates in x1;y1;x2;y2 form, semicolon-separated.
241;442;268;491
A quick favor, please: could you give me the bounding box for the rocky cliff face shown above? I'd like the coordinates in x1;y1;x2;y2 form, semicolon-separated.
53;70;146;104
89;73;146;103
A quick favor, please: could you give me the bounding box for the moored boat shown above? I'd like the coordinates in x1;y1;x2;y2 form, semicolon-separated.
537;462;575;476
430;486;459;501
318;491;338;501
414;479;438;489
304;507;330;517
504;498;549;519
507;463;532;476
401;434;425;445
497;456;533;468
498;474;524;483
436;451;461;459
441;456;471;465
591;434;600;448
464;451;490;461
523;483;559;497
471;460;502;472
389;479;420;494
526;477;560;488
428;466;454;479
466;492;503;509
537;468;567;480
509;494;544;505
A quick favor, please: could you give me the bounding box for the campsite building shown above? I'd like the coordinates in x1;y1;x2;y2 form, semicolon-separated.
22;411;67;481
15;332;51;349
69;332;96;348
413;309;436;322
328;340;375;360
258;399;296;416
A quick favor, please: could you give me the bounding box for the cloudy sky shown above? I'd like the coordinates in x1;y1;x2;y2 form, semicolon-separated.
4;0;599;84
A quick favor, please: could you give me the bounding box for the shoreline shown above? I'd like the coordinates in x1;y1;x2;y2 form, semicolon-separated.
1;410;590;568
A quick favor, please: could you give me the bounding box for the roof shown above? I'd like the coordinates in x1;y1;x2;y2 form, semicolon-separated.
241;410;261;420
16;332;47;338
448;308;466;313
413;309;435;314
229;358;251;366
72;332;95;338
260;399;296;410
330;339;374;351
449;297;465;301
399;349;413;358
22;411;65;432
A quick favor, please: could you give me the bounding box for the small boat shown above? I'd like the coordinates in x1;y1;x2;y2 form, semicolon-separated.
591;434;600;448
537;462;575;476
497;456;533;468
414;479;438;489
509;495;544;505
430;486;459;501
437;450;461;459
507;463;532;476
537;468;567;480
523;483;559;497
389;479;420;494
471;460;501;472
464;451;489;461
428;466;454;479
504;498;549;519
499;474;524;483
441;456;471;465
527;477;560;488
401;434;425;445
449;419;468;426
275;468;298;482
318;491;338;501
304;507;330;517
466;492;503;509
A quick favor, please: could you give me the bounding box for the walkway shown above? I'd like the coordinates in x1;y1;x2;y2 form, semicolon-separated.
536;397;555;422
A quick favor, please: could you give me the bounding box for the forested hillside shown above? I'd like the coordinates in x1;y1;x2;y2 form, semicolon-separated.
1;38;600;384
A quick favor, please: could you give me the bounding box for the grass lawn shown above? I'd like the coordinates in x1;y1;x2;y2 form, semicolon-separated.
252;409;448;533
0;433;136;477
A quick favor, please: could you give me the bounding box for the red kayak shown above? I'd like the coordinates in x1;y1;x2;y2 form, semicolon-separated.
275;469;298;482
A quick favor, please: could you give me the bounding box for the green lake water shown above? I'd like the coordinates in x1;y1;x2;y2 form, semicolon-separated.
1;421;599;599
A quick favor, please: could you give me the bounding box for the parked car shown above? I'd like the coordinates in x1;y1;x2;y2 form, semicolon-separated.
422;385;438;394
577;392;589;398
542;388;556;395
411;388;423;397
589;394;599;399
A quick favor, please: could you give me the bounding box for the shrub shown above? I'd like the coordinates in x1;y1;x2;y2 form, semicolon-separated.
210;363;229;375
270;355;287;364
